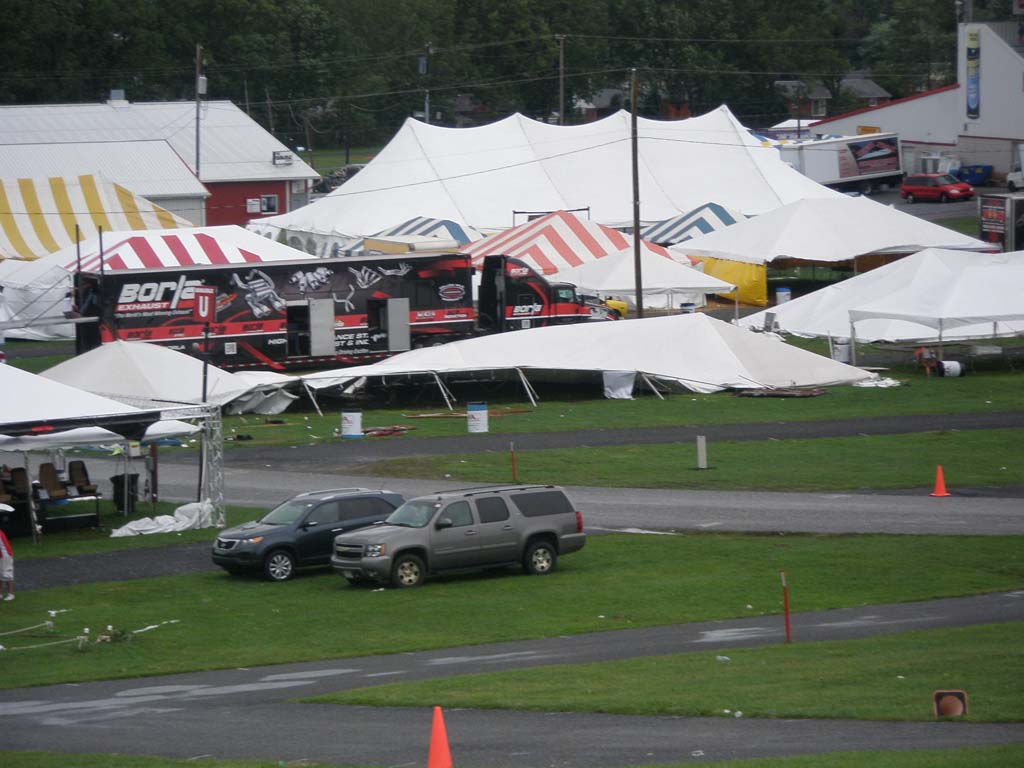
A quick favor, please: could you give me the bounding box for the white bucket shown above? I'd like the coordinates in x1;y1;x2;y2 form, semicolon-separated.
776;287;792;304
939;360;963;378
467;402;489;433
832;340;851;363
341;410;363;438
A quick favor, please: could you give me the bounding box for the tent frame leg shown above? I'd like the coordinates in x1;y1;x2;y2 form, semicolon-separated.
641;373;665;399
515;368;539;407
431;372;455;411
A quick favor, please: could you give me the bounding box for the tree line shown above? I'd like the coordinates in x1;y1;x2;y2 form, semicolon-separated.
2;0;1007;148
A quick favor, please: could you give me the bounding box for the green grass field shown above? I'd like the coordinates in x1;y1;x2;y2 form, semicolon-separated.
2;533;1022;689
316;621;1024;722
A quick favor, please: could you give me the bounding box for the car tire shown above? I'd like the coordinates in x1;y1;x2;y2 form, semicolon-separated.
344;574;368;586
391;554;426;588
939;193;948;203
264;550;296;582
523;540;558;575
905;193;915;203
1009;181;1018;192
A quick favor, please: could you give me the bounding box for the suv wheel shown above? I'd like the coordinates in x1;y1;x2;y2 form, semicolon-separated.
1010;181;1019;192
905;192;915;203
939;192;948;203
264;550;296;581
523;540;558;575
391;554;426;588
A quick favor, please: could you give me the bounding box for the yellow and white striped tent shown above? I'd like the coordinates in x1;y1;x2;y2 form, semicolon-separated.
0;175;192;262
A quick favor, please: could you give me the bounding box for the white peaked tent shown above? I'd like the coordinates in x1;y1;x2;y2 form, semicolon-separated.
0;364;198;450
740;249;1024;343
672;196;990;266
39;341;296;412
549;248;735;310
250;106;838;254
302;313;874;397
0;225;313;340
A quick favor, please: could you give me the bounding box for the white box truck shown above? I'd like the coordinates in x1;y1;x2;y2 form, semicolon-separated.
777;133;903;195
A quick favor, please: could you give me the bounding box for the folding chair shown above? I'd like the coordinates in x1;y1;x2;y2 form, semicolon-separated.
9;468;31;500
68;460;99;495
38;463;69;500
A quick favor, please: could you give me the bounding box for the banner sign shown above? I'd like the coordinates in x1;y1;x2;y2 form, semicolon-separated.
192;286;216;323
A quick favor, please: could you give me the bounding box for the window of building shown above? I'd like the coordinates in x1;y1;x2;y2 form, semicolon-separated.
811;99;827;117
260;194;279;214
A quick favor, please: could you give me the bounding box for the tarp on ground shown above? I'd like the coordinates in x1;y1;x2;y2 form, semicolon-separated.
463;210;670;274
302;313;874;395
0;364;197;447
0;175;193;262
0;226;313;340
640;202;746;245
39;340;296;411
740;249;1024;343
548;248;735;311
670;196;991;306
249;106;838;254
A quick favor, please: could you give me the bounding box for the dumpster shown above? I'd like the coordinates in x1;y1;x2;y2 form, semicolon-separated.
956;165;992;185
109;473;139;514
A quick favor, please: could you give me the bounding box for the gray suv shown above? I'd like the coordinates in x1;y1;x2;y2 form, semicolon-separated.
330;484;586;588
212;488;403;581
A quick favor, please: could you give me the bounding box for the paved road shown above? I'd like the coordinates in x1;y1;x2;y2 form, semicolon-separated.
2;592;1023;767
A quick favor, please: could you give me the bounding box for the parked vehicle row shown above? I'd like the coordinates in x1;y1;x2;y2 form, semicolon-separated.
900;173;975;203
212;484;586;587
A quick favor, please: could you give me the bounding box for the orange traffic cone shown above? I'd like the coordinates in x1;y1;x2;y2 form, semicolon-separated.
930;464;951;497
427;706;453;768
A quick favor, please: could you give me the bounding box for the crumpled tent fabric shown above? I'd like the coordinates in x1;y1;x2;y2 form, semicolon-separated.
302;313;874;395
0;175;192;262
110;500;213;537
40;340;295;411
740;248;1024;342
249;106;837;253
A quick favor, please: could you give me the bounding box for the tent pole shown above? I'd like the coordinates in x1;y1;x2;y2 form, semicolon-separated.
24;453;40;545
431;372;454;411
938;320;944;361
302;381;324;417
515;368;538;407
641;373;665;400
850;321;858;367
733;291;739;324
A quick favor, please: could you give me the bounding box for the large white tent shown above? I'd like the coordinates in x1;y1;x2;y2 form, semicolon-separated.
0;225;313;340
549;248;735;311
671;195;990;266
39;341;295;412
302;313;874;396
740;249;1024;343
250;106;838;255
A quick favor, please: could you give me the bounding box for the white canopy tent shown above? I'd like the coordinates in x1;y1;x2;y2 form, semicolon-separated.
302;313;874;400
548;248;736;311
671;196;990;266
250;106;838;255
740;249;1024;343
39;341;297;413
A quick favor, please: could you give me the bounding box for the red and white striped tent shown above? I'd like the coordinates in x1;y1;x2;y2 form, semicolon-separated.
0;226;312;340
463;210;671;275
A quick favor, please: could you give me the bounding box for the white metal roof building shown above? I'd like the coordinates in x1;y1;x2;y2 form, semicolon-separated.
0;140;208;224
0;100;319;226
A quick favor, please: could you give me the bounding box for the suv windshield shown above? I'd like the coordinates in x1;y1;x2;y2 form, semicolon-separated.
385;500;441;528
260;499;317;525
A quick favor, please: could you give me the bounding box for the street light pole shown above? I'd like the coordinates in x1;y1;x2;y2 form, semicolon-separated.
195;44;205;177
631;68;643;318
556;34;566;125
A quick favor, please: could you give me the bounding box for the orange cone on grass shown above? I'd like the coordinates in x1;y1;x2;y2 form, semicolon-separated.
930;464;951;497
428;706;453;768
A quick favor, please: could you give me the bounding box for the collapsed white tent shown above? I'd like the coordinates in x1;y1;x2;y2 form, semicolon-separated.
740;249;1024;343
671;196;990;266
549;248;735;311
0;225;314;340
39;341;296;413
250;106;838;254
302;313;874;396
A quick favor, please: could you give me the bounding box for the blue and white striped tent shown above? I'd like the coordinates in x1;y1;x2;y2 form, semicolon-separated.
641;203;745;246
373;217;484;246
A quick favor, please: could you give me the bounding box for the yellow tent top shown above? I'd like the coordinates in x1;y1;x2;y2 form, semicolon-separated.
0;174;192;261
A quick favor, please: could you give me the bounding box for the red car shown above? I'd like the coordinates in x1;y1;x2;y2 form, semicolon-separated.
900;173;974;203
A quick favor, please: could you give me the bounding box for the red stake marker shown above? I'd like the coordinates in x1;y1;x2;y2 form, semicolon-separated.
510;441;518;482
781;570;792;643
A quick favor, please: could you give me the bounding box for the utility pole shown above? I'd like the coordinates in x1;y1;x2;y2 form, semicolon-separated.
421;43;433;124
556;34;566;125
265;87;275;134
631;68;643;318
194;44;205;177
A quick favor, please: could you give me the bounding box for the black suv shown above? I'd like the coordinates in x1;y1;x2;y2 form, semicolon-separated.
212;488;404;581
